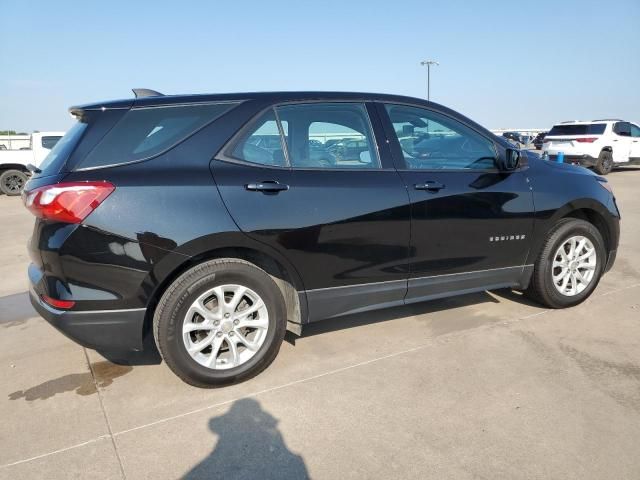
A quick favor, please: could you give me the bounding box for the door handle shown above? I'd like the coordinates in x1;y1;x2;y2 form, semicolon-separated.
414;181;445;192
245;181;289;192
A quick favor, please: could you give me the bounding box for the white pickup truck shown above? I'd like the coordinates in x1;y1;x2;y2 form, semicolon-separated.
0;131;65;195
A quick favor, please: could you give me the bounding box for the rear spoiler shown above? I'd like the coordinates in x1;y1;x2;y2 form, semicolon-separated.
69;88;164;118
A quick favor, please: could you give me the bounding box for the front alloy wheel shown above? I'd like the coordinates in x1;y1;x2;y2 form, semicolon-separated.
551;236;597;296
526;218;605;308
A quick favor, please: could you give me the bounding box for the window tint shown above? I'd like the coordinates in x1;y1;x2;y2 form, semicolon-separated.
385;104;496;170
231;109;287;167
547;124;606;136
613;122;631;137
41;136;62;149
630;123;640;138
276;103;380;169
77;103;236;169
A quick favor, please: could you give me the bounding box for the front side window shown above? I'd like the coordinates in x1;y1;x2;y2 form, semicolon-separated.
275;103;380;169
385;104;496;170
630;123;640;138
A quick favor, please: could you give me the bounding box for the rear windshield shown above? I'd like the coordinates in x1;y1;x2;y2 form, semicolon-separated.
38;122;88;176
547;124;606;136
76;102;237;170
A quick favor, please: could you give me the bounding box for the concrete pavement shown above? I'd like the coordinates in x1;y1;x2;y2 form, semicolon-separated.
1;168;639;479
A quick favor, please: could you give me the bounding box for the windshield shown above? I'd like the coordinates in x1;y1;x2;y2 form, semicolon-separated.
37;122;87;175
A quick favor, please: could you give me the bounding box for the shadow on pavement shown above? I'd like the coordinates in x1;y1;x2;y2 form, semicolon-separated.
297;288;521;341
0;292;36;328
184;398;309;480
97;332;163;366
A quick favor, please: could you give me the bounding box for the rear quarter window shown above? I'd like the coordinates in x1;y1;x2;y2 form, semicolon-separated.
37;123;88;177
76;102;237;170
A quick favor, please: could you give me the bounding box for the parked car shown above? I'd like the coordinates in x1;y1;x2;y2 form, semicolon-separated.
543;120;640;174
533;132;547;150
24;90;620;387
0;131;64;195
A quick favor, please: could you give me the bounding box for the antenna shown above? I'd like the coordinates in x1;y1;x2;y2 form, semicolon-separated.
132;88;164;98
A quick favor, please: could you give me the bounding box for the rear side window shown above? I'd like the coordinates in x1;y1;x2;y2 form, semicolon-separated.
613;122;631;137
231;109;287;167
276;103;380;169
547;124;606;136
77;103;236;169
41;136;62;149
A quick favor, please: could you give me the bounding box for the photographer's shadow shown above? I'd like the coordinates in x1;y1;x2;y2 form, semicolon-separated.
184;398;309;480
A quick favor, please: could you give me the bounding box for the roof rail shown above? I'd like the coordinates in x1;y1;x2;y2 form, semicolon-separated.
560;120;584;123
132;88;164;98
592;118;622;122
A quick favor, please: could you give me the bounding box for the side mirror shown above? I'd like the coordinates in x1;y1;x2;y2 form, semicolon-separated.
359;151;372;164
502;149;521;170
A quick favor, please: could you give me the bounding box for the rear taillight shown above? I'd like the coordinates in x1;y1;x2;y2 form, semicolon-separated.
42;295;76;310
23;181;115;224
576;137;598;143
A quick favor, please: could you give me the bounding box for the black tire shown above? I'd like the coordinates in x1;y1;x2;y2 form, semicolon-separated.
594;150;613;175
525;218;606;308
0;169;28;196
153;258;287;388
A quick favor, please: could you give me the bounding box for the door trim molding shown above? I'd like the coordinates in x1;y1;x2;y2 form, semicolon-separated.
303;265;534;323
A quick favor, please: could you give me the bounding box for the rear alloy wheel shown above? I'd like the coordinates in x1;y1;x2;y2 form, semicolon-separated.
154;259;286;387
526;218;605;308
0;169;28;196
182;284;269;370
594;150;613;175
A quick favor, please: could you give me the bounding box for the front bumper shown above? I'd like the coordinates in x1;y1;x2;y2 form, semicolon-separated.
547;154;598;168
29;290;146;351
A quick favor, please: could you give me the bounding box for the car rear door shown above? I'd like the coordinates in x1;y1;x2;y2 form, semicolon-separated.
212;101;411;322
376;102;535;303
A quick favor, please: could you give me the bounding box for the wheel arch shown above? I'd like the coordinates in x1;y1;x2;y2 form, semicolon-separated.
142;240;307;339
527;199;617;266
0;163;30;172
562;208;612;253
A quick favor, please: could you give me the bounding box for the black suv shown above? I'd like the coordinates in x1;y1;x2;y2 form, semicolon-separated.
24;90;620;387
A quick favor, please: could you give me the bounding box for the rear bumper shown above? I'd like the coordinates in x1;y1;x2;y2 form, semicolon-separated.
547;154;598;167
29;290;146;351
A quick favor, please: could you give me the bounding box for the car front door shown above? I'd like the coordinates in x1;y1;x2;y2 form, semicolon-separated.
377;102;535;303
612;122;632;163
212;101;411;322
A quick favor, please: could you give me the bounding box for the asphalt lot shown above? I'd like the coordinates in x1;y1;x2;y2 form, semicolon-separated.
1;168;640;480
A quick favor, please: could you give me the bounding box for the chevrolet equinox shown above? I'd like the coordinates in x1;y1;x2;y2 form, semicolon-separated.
24;90;620;387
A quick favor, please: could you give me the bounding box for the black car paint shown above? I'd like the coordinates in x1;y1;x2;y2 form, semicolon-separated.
25;92;620;352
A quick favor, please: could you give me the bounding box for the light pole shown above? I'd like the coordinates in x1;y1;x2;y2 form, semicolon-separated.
420;60;439;101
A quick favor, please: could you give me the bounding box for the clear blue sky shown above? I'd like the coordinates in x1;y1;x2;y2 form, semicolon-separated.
1;0;638;132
